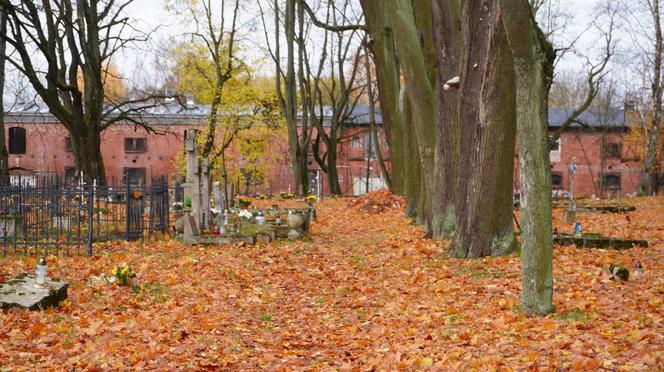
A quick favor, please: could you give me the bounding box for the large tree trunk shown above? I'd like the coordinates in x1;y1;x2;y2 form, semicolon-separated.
451;0;517;257
500;0;555;316
360;0;404;194
0;7;8;184
400;86;421;217
430;0;460;239
387;0;437;226
639;0;663;195
327;137;342;195
284;0;308;195
69;127;105;182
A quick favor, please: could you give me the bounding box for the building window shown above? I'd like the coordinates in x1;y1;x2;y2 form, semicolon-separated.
550;138;560;152
352;136;361;149
64;167;77;184
604;142;622;158
603;173;621;190
124;167;146;186
551;172;563;189
124;138;147;153
8;127;26;154
65;137;73;152
549;138;561;162
364;132;378;159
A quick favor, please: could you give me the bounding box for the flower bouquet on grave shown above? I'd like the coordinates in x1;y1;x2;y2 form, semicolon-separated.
238;196;252;208
112;262;138;288
238;209;253;220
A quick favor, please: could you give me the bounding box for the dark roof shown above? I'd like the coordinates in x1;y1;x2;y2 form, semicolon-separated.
5;99;384;126
548;107;626;128
10;100;619;129
308;104;383;126
343;105;383;125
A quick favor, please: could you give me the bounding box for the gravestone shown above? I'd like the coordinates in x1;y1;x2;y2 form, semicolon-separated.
52;215;78;230
213;181;224;210
562;206;577;224
184;130;202;228
183;214;200;246
563;157;578;224
0;215;23;238
1;274;68;310
287;229;301;241
201;158;210;230
174;215;187;233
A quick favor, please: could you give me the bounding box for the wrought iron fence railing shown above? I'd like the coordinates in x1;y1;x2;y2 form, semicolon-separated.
0;175;171;256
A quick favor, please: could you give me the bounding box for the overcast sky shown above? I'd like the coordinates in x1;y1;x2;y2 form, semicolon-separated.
3;0;645;105
118;0;629;86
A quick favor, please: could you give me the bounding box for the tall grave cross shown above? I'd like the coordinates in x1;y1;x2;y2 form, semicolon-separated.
567;156;577;208
562;156;578;224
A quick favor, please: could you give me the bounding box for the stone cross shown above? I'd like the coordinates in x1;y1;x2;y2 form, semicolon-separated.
213;181;224;210
567;156;577;205
201;158;210;230
184;129;202;228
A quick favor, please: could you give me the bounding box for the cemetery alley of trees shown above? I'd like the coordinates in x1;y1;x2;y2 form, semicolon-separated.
0;0;662;370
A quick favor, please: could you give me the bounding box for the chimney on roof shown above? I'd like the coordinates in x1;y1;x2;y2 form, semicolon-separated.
164;88;175;103
185;94;195;108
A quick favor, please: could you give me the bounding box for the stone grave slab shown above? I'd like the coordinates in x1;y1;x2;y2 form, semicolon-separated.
1;274;68;310
554;234;648;250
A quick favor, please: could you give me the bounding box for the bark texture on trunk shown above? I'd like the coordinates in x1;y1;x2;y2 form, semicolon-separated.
282;0;308;195
69;128;105;183
360;0;404;193
452;0;517;258
327;140;342;195
430;0;461;239
640;0;663;195
400;86;421;217
387;0;437;226
500;0;555;316
0;8;8;183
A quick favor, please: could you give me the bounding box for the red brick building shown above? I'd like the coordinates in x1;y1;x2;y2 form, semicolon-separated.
2;101;653;197
2;101;388;195
3;101;205;186
542;108;645;198
303;105;390;195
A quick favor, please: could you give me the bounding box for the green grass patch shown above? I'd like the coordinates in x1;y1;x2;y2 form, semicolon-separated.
553;308;589;323
143;283;170;303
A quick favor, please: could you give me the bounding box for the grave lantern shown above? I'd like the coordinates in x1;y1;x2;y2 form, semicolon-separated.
35;257;47;286
574;222;582;237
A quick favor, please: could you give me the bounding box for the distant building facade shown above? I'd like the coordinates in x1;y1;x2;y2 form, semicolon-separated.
3;101;206;186
2;100;657;196
540;107;646;198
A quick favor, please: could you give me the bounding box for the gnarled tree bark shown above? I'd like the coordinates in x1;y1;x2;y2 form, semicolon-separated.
500;0;555;316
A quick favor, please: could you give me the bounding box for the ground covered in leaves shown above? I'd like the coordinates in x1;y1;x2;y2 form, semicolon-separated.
1;196;663;370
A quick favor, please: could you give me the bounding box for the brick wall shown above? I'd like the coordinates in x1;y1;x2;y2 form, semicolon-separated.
4;121;189;184
3;118;650;197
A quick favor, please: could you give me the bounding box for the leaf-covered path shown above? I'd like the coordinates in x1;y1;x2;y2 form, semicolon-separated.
1;197;663;370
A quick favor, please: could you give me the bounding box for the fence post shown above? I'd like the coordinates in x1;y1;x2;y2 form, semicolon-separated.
126;181;130;241
87;179;95;256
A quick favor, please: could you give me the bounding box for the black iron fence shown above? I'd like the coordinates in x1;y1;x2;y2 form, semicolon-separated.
0;175;171;256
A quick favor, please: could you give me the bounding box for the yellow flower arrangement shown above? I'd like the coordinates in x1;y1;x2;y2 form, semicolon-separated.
113;262;136;287
238;196;252;208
